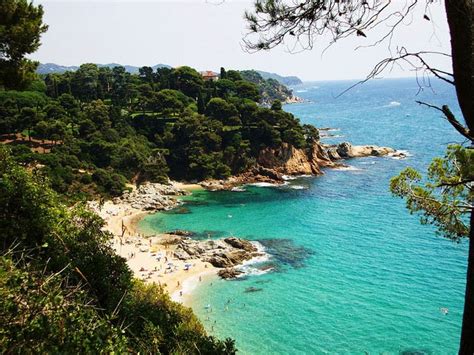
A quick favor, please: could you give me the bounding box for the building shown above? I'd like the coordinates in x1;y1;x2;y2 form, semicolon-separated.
200;71;219;82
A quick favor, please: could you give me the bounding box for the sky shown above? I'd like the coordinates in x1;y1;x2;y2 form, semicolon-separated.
31;0;452;81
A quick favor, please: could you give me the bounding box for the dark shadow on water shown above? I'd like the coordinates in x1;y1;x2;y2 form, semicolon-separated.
400;349;433;355
162;206;191;214
244;287;263;293
258;238;314;269
191;230;228;240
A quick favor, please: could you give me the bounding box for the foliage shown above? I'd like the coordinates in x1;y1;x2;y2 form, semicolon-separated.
0;147;237;353
390;145;473;240
0;0;48;89
1;63;319;197
240;70;293;105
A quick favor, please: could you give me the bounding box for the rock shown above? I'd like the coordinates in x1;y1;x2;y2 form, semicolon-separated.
204;255;234;268
326;147;341;160
224;237;257;252
258;143;322;175
335;142;395;158
168;229;194;237
217;268;244;279
173;249;190;260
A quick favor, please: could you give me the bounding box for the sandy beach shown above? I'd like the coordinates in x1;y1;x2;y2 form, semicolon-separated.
93;181;217;305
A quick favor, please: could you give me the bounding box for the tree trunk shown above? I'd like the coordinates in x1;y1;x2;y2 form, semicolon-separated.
444;1;474;353
444;0;473;132
459;209;474;354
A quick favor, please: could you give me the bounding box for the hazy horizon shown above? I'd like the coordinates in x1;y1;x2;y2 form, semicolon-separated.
32;0;452;81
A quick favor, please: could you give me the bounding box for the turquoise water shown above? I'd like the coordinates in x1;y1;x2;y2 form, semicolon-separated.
140;78;468;354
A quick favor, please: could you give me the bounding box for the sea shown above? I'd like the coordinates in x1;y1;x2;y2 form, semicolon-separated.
140;78;467;354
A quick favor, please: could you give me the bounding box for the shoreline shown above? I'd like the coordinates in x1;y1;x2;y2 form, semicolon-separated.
92;181;218;306
94;141;404;306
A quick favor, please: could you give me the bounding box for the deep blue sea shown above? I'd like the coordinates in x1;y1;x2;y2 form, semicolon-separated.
141;78;468;354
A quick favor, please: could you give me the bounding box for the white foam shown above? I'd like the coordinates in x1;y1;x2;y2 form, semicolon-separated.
387;149;412;160
250;182;278;187
250;181;289;188
296;89;307;93
282;175;297;181
289;185;307;190
235;242;274;277
387;101;401;107
231;186;246;192
333;165;363;171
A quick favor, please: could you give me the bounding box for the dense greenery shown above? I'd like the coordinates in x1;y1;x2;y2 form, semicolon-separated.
0;0;48;90
239;70;293;105
0;147;236;353
1;63;317;198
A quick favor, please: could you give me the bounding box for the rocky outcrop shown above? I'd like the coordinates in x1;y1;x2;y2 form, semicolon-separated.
88;182;189;220
218;268;244;279
166;234;264;278
333;142;395;159
115;183;188;211
258;143;322;175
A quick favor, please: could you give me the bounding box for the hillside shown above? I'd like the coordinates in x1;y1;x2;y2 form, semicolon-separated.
256;70;303;86
239;70;295;106
37;62;172;74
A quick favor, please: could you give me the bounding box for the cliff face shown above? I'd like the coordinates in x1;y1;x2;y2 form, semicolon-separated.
200;142;398;190
257;142;335;175
257;141;396;176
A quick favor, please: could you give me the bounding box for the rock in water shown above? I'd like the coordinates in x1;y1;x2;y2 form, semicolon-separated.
218;268;244;279
224;237;258;252
335;142;395;158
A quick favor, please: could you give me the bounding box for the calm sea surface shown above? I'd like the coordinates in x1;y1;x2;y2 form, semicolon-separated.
141;78;467;354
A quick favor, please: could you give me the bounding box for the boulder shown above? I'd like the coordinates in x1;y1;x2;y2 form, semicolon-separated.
336;142;395;158
173;249;190;260
224;237;257;252
217;268;244;279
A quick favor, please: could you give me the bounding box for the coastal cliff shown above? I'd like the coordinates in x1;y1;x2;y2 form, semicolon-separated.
257;142;335;175
200;141;400;190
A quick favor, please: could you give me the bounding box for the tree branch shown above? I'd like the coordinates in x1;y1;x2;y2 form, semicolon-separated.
416;101;473;142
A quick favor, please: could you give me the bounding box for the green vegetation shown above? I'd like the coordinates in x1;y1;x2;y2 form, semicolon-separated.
0;2;320;351
1;62;317;198
239;70;293;105
0;147;236;353
391;145;473;240
0;0;48;90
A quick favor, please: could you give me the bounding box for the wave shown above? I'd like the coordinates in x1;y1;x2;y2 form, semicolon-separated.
333;165;363;171
295;89;308;93
249;181;288;187
231;186;246;192
386;101;401;107
387;149;412;160
319;127;341;132
288;185;307;190
321;134;345;139
234;242;274;277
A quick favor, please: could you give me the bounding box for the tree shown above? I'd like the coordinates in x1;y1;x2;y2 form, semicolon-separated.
205;98;240;126
244;0;473;352
0;0;48;89
170;66;204;99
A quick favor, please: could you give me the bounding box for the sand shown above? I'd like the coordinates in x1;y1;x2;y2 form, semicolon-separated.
111;234;216;304
100;181;216;306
